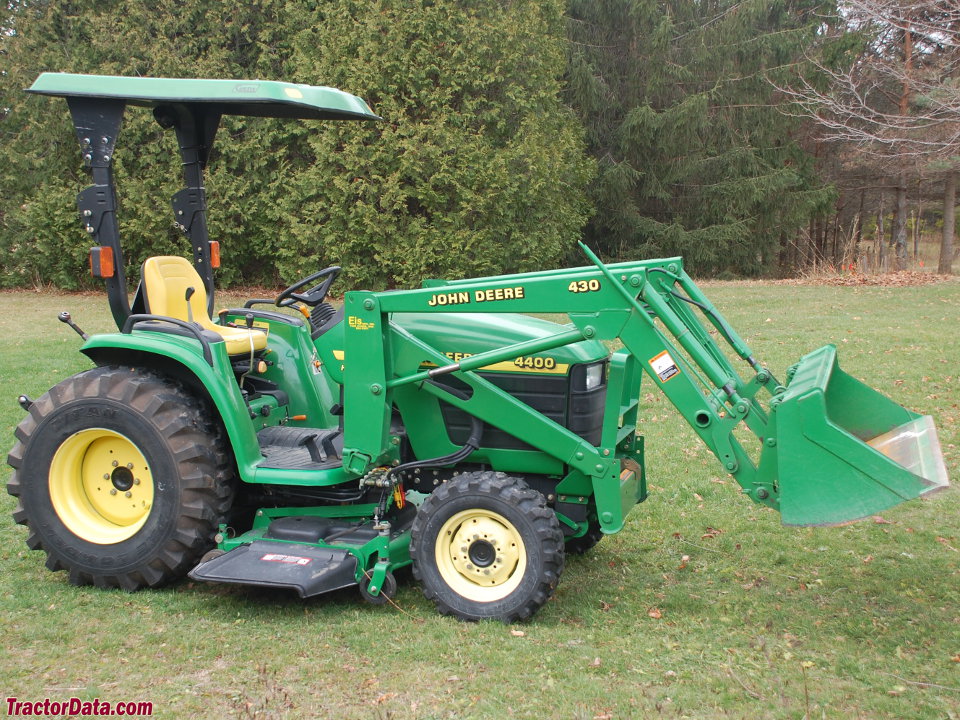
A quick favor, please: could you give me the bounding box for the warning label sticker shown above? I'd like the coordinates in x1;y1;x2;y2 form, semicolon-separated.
261;553;311;566
650;350;680;383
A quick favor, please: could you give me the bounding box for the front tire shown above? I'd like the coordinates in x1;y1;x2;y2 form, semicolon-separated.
564;520;604;555
6;366;234;590
410;471;564;622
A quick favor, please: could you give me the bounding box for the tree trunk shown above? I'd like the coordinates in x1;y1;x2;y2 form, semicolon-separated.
778;232;791;275
893;175;908;270
912;208;918;261
832;209;841;265
853;189;865;269
891;21;912;272
940;170;956;275
877;193;886;272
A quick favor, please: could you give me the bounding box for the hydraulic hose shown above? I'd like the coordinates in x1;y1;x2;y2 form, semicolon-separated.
373;382;485;520
386;381;484;482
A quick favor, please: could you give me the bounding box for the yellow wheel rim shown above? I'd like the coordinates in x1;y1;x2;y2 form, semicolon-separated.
435;509;526;602
48;429;155;544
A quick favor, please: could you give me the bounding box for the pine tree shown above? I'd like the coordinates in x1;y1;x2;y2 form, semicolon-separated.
566;0;835;276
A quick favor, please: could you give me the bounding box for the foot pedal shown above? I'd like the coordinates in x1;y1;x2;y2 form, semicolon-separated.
188;540;358;598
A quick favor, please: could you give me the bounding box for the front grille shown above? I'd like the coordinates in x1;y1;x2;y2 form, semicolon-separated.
438;366;606;451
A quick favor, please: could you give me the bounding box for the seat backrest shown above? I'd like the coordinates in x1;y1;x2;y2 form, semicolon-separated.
141;256;210;324
140;255;267;355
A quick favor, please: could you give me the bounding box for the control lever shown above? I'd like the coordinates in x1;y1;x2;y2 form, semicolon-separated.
184;287;195;323
58;311;88;340
238;313;257;395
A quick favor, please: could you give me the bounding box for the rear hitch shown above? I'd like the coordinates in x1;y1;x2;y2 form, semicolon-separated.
58;311;88;340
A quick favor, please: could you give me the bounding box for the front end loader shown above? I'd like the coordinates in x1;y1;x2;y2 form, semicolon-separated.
6;73;949;622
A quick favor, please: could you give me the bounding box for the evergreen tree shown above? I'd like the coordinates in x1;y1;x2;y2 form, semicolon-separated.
0;0;593;291
566;0;835;276
0;0;299;288
278;0;594;290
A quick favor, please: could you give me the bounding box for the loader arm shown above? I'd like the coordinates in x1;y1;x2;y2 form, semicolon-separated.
340;245;948;528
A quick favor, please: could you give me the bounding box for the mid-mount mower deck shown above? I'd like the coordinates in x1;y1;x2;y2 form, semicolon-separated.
6;73;949;622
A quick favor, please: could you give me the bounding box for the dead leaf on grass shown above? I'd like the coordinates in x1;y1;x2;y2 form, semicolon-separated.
936;537;958;552
776;271;954;287
648;607;663;619
510;629;525;637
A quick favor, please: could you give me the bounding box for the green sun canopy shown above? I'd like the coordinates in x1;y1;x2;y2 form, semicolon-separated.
28;72;381;121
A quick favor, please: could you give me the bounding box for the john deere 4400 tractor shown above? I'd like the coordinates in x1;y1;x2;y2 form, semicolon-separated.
7;73;950;621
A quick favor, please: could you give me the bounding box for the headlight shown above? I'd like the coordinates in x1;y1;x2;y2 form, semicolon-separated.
584;363;604;391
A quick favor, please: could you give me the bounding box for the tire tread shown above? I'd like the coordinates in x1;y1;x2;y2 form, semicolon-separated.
410;471;564;622
5;366;235;590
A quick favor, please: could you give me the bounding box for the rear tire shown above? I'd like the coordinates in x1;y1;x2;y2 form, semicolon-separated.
6;366;234;590
410;471;564;622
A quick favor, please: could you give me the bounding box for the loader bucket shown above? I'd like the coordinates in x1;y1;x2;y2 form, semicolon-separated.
772;345;949;526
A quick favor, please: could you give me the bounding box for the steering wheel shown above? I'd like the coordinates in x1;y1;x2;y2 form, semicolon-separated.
275;266;342;308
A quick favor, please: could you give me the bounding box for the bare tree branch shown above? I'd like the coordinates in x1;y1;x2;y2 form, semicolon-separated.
772;0;960;162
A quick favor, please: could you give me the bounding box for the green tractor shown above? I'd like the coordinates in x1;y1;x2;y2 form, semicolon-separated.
7;73;949;621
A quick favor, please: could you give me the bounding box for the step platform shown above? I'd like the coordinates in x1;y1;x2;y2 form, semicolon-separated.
256;425;344;471
188;540;359;598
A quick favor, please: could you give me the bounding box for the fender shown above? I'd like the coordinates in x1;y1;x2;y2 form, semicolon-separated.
81;331;263;481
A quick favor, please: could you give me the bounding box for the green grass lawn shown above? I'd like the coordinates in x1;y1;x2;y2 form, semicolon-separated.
1;280;958;719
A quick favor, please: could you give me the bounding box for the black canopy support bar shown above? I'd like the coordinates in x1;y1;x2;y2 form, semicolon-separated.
29;72;383;331
68;97;130;329
158;103;222;316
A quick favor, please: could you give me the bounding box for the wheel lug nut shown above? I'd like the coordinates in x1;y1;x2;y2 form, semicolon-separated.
103;473;110;480
111;460;119;467
124;491;132;498
110;489;117;495
134;478;141;485
126;463;134;470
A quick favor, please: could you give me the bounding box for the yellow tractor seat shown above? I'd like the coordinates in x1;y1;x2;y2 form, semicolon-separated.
141;256;266;355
